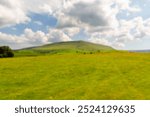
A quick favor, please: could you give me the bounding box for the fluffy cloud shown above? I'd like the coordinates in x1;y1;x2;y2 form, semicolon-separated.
63;27;80;37
0;0;30;28
56;0;140;29
22;0;63;14
53;0;144;49
56;0;119;30
47;29;71;42
0;0;141;29
0;32;29;49
86;16;150;49
0;32;26;44
23;28;71;47
24;28;48;45
0;0;149;49
88;37;111;47
0;28;71;49
0;0;64;28
113;0;141;12
114;17;150;46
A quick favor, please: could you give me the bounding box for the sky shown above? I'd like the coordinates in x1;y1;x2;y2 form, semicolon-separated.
0;0;150;50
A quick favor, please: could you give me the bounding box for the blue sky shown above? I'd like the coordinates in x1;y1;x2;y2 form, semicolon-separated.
0;0;150;50
0;13;57;35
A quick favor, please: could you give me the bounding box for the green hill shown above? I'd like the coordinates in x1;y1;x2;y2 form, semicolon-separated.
14;41;115;56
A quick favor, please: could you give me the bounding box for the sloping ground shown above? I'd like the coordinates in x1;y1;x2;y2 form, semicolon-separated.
36;41;114;51
14;41;115;56
0;52;150;99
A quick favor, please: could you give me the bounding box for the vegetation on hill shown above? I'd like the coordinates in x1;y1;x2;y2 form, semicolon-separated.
14;41;115;57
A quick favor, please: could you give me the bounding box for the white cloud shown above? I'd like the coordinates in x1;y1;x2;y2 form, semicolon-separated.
85;15;150;49
39;4;53;14
56;14;78;28
0;0;149;50
118;17;150;40
63;27;80;37
0;28;72;49
112;42;125;48
0;32;29;49
23;28;71;46
53;0;143;49
0;0;63;28
47;29;71;42
113;0;141;12
22;0;64;14
0;0;141;29
0;32;26;44
88;37;111;47
56;0;119;29
0;0;30;28
24;28;48;45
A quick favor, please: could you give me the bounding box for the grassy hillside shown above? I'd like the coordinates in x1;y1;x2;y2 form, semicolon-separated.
14;41;115;56
0;52;150;99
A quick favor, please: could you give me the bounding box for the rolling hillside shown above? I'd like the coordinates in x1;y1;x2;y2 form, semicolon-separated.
14;41;115;56
0;41;150;100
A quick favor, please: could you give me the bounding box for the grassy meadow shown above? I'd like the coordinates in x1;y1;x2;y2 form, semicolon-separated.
0;52;150;100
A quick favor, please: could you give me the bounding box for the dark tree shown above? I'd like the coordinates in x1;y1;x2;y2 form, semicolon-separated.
0;46;14;58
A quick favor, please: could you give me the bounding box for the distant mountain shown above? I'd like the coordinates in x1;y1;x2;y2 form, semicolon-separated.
14;41;115;56
129;50;150;53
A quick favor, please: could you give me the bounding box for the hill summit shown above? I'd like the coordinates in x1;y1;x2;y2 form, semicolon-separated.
15;41;115;56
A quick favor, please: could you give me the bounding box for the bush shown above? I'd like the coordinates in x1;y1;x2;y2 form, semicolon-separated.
0;46;14;58
7;51;14;57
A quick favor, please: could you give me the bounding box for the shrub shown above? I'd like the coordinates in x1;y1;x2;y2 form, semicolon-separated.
97;50;101;53
0;46;14;58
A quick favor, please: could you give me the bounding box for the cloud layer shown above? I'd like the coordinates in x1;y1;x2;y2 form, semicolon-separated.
0;0;150;49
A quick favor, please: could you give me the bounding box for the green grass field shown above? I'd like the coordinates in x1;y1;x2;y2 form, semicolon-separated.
0;52;150;100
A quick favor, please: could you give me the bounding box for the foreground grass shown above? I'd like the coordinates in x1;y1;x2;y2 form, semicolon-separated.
0;52;150;99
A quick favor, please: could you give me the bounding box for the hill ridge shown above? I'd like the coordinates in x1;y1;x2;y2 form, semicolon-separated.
20;40;114;50
14;41;115;56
